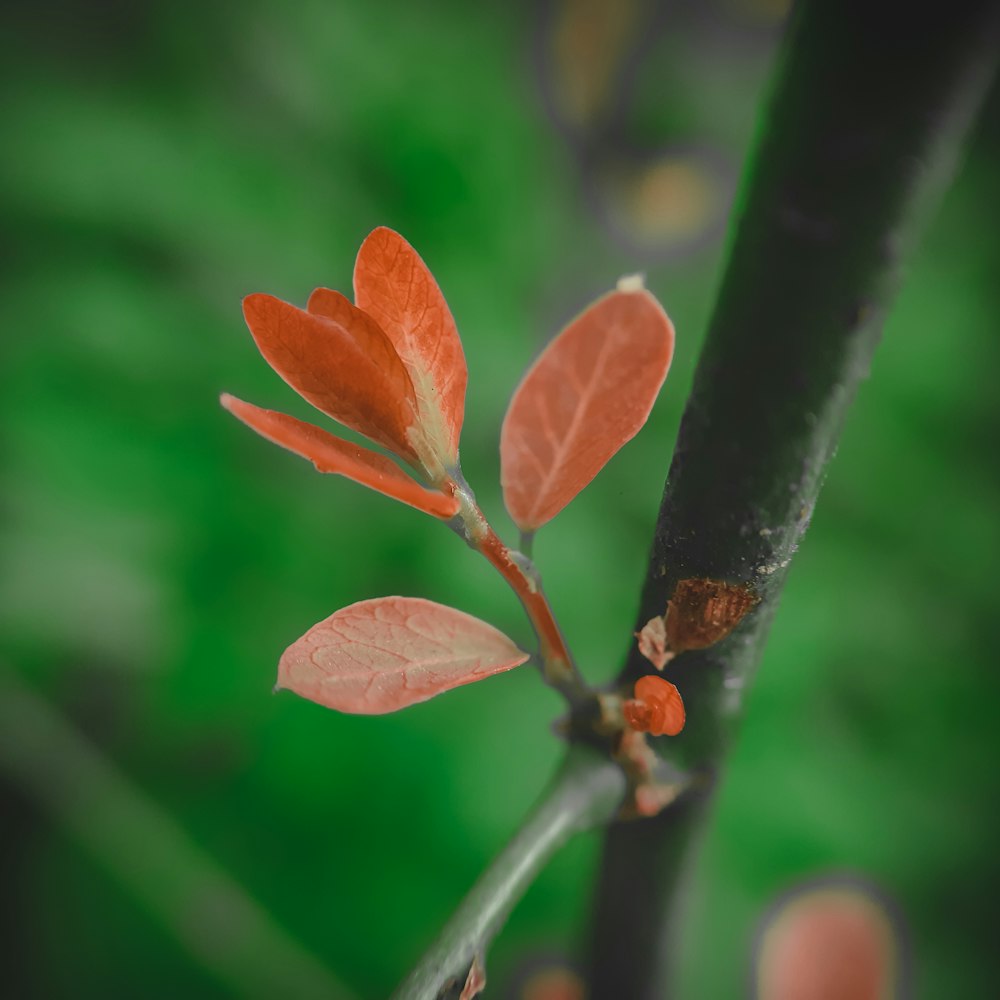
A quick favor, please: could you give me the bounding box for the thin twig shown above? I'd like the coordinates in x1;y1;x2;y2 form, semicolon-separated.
447;472;590;705
392;745;625;1000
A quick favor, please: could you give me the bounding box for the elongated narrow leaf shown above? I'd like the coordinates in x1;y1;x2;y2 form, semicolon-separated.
242;292;420;462
277;597;529;714
221;395;459;519
500;285;675;530
353;227;467;467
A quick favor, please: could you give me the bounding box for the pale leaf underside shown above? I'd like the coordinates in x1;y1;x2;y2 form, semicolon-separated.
277;596;529;714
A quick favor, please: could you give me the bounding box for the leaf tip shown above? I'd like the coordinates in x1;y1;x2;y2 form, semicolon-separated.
276;597;529;715
220;392;254;423
357;225;402;259
241;291;271;319
616;273;646;293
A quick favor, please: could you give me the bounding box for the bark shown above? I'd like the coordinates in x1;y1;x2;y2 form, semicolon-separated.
586;2;1000;996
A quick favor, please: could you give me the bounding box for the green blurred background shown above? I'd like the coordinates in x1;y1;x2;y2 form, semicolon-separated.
2;1;998;997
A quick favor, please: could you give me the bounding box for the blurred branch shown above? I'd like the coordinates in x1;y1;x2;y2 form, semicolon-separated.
586;1;1000;996
392;745;624;1000
0;666;356;1000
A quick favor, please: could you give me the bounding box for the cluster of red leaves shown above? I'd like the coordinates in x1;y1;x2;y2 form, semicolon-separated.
222;227;465;518
224;228;675;716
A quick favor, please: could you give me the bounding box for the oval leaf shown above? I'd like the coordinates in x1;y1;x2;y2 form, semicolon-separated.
221;394;459;519
277;597;529;714
242;292;420;462
500;285;675;530
353;228;467;469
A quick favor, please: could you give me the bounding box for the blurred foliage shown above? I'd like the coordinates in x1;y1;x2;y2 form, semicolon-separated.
1;1;997;997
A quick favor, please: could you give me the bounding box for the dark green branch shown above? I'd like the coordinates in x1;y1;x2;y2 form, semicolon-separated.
587;2;1000;996
393;746;624;1000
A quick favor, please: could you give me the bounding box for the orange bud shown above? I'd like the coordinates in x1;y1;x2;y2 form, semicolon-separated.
623;675;685;736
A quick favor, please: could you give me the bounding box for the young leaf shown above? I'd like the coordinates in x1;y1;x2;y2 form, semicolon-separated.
277;597;529;714
353;227;467;468
221;395;459;519
636;615;671;670
623;675;685;737
500;284;675;530
242;292;420;462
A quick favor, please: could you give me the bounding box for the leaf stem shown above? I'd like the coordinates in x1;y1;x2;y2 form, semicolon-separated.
518;530;535;560
447;475;590;706
391;745;625;1000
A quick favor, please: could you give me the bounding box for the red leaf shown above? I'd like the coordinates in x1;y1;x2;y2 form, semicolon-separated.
242;291;420;463
353;228;467;469
500;284;674;530
277;597;529;714
221;394;459;519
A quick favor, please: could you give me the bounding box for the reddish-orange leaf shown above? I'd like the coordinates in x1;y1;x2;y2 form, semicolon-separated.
623;675;685;736
500;283;674;530
276;596;529;714
220;394;459;519
242;292;420;462
353;227;467;468
757;886;898;1000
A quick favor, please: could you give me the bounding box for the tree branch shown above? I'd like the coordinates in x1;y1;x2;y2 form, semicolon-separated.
586;2;1000;996
393;745;625;1000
